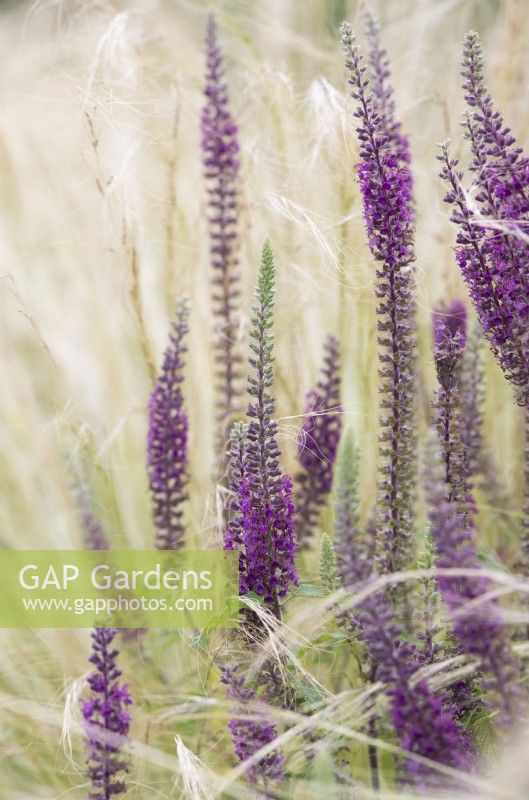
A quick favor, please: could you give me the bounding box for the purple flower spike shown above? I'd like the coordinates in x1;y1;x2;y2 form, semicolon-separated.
226;241;298;615
439;33;529;405
296;335;342;547
147;297;190;550
201;14;242;461
220;664;284;785
82;628;132;800
433;299;467;348
357;587;473;786
432;300;471;511
74;481;110;551
427;450;526;730
340;21;417;596
334;429;374;587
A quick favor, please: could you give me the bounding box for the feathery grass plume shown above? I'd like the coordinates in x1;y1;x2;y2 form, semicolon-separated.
426;443;526;729
354;585;473;786
82;628;132;800
296;335;341;547
147;297;190;550
432;300;471;511
220;664;284;785
201;14;242;462
228;241;298;616
340;20;417;588
333;429;372;588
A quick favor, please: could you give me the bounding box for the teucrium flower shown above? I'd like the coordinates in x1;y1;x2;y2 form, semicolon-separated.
147;297;190;550
74;481;110;551
319;532;340;593
356;586;472;785
439;32;529;404
226;241;298;614
427;448;526;729
201;14;242;460
296;335;341;546
333;429;372;587
220;664;284;785
340;20;417;587
82;628;132;800
432;299;470;511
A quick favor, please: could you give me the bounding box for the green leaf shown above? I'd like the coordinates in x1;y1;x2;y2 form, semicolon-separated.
295;583;328;598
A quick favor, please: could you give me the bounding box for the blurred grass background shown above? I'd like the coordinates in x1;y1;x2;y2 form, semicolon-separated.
0;0;528;797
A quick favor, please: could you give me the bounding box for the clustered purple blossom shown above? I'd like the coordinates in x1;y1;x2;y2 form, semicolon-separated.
147;297;190;550
427;460;525;729
356;586;472;786
340;20;416;585
201;14;242;461
220;664;284;785
296;334;342;547
226;241;298;616
440;32;529;405
82;628;132;800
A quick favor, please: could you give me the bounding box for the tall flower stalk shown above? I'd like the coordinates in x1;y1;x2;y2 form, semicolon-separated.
460;322;485;481
439;31;529;562
427;450;525;729
353;586;472;786
220;664;284;786
296;335;341;547
201;14;242;462
82;628;132;800
74;480;110;551
147;297;190;550
226;241;298;616
340;21;417;588
432;300;470;511
333;429;372;587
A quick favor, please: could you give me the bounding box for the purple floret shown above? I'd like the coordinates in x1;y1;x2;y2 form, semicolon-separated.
201;14;242;458
147;297;190;550
82;628;132;800
296;334;342;546
341;20;417;587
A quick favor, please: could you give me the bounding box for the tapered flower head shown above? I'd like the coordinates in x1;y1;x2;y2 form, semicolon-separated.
220;664;284;785
147;297;190;550
426;443;525;729
439;32;529;404
340;19;417;596
296;334;341;546
201;14;242;461
82;628;132;799
333;429;373;587
356;585;472;785
227;242;298;614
